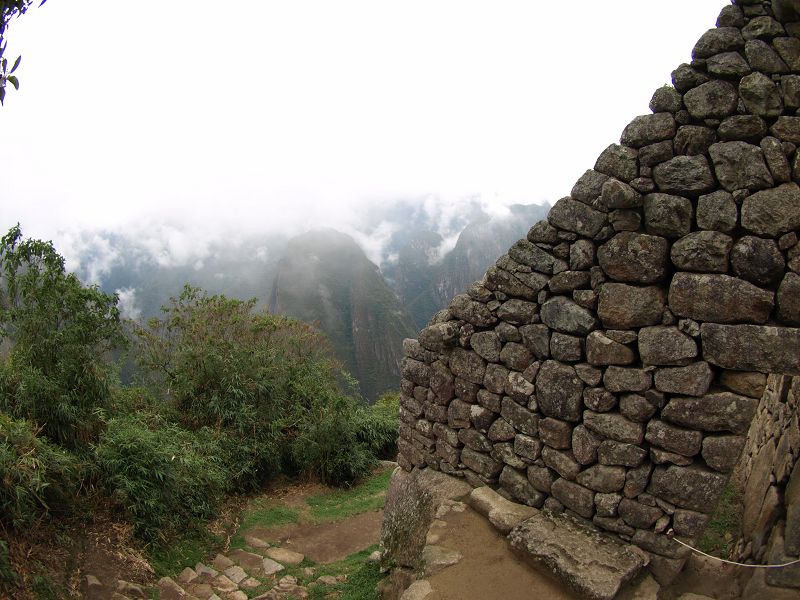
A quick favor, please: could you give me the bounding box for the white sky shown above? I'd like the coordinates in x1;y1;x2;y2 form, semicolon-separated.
0;0;724;260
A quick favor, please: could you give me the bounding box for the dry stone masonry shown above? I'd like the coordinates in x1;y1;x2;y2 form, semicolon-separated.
734;373;800;596
397;0;800;586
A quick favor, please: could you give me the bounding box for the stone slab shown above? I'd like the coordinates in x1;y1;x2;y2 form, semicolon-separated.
701;323;800;375
508;512;645;600
468;486;537;533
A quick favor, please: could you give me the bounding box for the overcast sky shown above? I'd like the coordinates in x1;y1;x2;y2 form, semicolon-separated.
0;1;724;266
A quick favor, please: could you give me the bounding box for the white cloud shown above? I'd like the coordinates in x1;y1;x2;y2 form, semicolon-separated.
0;0;724;266
115;287;141;321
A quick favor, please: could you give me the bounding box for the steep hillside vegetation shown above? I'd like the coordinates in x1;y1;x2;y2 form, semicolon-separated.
269;230;416;401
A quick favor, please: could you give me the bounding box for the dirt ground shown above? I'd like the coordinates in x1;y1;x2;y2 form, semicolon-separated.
250;510;385;564
9;473;748;600
426;507;576;600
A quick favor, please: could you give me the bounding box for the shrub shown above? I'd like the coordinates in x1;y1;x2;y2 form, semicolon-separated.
133;285;392;488
0;225;125;450
356;392;399;459
0;413;81;530
93;413;226;542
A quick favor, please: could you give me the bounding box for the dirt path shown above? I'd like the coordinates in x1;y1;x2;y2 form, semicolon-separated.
426;506;577;600
249;509;385;564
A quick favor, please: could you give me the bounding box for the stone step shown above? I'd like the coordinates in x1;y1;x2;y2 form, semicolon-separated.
508;510;646;600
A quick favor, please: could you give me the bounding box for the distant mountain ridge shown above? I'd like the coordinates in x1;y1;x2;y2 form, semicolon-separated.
71;200;550;400
268;229;415;401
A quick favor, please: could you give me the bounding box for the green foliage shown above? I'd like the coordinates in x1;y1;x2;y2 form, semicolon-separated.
0;225;125;449
148;527;222;578
355;393;399;459
306;547;383;600
134;285;394;487
0;1;47;105
306;467;392;522
698;481;742;558
230;504;299;549
0;413;81;530
93;413;226;542
0;538;13;585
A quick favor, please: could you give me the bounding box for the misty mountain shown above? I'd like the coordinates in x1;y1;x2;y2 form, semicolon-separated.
78;233;288;319
381;203;551;328
268;229;416;401
64;198;550;400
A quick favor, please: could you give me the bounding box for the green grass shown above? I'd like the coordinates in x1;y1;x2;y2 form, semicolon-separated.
306;468;392;522
698;481;742;558
149;528;223;577
230;503;300;549
305;546;382;600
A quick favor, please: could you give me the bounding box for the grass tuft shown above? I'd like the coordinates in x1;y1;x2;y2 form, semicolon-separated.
230;504;300;549
698;480;742;558
306;468;392;522
149;527;223;577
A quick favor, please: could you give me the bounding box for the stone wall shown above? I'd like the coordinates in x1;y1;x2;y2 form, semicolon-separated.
734;373;800;595
396;0;800;583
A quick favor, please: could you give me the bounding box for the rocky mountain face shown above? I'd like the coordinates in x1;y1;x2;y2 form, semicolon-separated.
382;204;551;328
81;201;549;401
268;229;416;401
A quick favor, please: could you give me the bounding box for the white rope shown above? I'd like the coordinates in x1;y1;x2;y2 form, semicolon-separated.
666;529;800;569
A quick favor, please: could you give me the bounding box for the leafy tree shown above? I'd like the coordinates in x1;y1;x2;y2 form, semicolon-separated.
134;285;394;486
0;1;46;104
0;225;126;448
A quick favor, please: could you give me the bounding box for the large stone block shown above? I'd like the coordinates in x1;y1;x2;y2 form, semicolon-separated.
731;236;786;287
701;323;800;375
540;297;598;336
586;331;635;365
499;466;545;508
597;232;668;283
740;71;783;118
508;511;645;600
661;392;758;434
702;435;745;473
670;231;732;273
645;419;703;457
500;397;539;436
449;348;487;385
621;113;676;148
598;283;665;329
654;362;714;397
542;447;581;481
449;294;497;327
548;197;608;238
683;80;739;118
741;182;800;237
638;325;697;366
648;465;728;513
668;273;774;324
461;447;503;479
584;411;645;445
595;144;639;183
536;360;584;422
550;478;595;519
653;155;716;196
576;465;626;493
643;193;693;238
709;141;774;192
604;366;652;393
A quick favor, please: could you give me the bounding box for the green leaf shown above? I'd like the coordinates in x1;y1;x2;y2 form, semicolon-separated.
7;76;18;91
11;56;21;74
0;87;5;105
